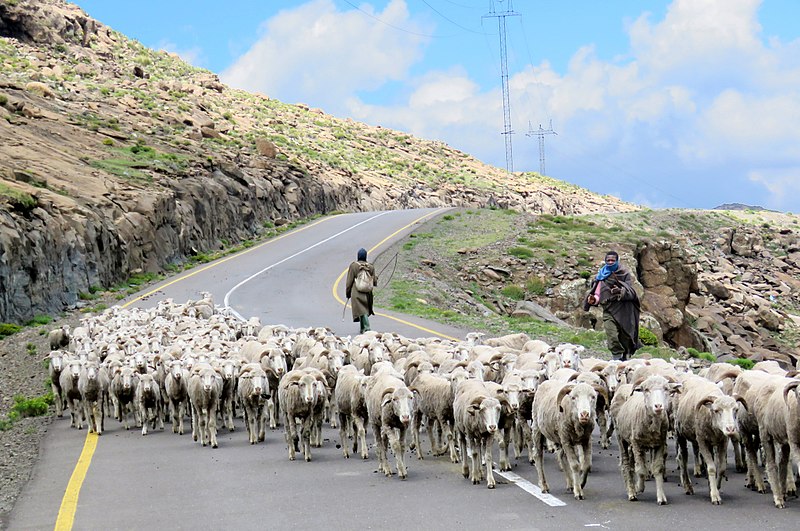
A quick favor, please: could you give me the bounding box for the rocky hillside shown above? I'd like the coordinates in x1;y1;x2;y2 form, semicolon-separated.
375;209;800;366
0;0;635;324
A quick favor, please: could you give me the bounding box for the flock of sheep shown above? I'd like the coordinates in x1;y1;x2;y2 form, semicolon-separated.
44;294;800;509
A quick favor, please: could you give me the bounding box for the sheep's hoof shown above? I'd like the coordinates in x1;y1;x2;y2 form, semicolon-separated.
658;499;668;506
305;456;311;462
711;499;721;506
628;495;638;502
487;483;495;490
400;474;407;480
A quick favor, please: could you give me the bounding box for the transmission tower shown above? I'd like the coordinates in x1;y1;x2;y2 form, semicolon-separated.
484;1;519;174
526;120;557;176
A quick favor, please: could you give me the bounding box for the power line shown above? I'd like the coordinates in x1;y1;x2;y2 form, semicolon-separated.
340;0;455;38
420;0;490;35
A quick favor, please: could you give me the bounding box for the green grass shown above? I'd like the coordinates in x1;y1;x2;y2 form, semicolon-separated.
0;393;54;431
0;183;37;211
728;358;755;370
501;285;525;300
0;323;22;339
508;246;534;259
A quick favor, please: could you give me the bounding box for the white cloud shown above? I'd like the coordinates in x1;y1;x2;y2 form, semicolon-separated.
155;40;205;68
221;0;430;111
748;167;800;211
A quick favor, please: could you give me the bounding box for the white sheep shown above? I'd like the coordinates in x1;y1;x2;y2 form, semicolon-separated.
45;350;68;417
217;358;240;432
674;375;744;505
78;361;108;435
409;372;457;462
611;375;675;504
135;372;164;436
164;360;189;435
278;369;325;461
188;365;222;448
59;359;84;429
732;368;776;493
48;324;71;351
366;372;415;479
237;364;270;444
334;365;370;459
532;380;605;500
110;366;139;430
452;381;502;488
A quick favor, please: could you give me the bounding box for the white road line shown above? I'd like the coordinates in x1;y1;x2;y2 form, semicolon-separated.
493;465;567;506
223;211;391;320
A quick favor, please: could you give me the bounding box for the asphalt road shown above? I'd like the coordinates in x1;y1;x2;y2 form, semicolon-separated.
9;209;800;530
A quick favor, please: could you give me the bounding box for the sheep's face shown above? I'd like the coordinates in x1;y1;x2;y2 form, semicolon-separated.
369;344;386;365
467;361;485;381
556;344;581;370
84;364;98;382
638;376;669;416
169;361;184;380
602;368;619;394
199;370;216;392
502;384;521;412
386;388;414;425
140;374;155;393
471;397;501;433
49;353;63;372
120;368;137;391
706;395;739;437
521;370;546;393
67;360;82;381
328;352;345;374
298;376;319;404
221;361;237;380
569;384;597;425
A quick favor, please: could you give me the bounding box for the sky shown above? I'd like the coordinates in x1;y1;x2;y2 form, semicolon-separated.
71;0;800;213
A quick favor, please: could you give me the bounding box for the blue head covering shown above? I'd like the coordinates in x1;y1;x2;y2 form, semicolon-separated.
595;251;619;280
357;248;367;261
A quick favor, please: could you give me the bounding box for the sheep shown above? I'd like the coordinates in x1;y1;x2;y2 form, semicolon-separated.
366;372;415;479
409;372;457;462
452;381;502;488
278;369;325;461
110;366;139;430
674;375;745;505
334;365;370;459
164;360;189;435
554;343;584;370
135;372;164;436
217;358;239;432
45;350;68;417
48;324;71;351
732;369;777;493
237;364;271;444
78;361;108;435
259;347;288;429
611;375;675;504
188;365;222;448
514;368;547;464
532;380;606;500
351;340;386;376
485;332;530;350
59;359;84;429
753;377;800;508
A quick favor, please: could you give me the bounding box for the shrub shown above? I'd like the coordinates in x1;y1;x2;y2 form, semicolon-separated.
26;315;52;326
102;138;114;146
508;246;534;259
501;285;525;300
728;358;755;370
639;326;659;346
526;277;547;296
0;323;22;339
579;270;591;279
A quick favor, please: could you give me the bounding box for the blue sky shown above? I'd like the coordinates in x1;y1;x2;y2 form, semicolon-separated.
71;0;800;212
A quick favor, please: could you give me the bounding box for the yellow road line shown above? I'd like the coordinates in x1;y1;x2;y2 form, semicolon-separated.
54;433;98;531
55;216;336;530
332;208;459;341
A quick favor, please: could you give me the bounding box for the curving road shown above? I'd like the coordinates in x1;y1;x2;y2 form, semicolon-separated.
9;209;799;530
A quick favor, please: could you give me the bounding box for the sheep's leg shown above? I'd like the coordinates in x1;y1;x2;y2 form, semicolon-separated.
441;422;457;463
619;439;637;501
631;442;649;495
782;445;796;497
698;441;722;505
412;412;423;459
428;417;441;456
191;405;199;442
743;432;766;492
329;402;338;430
198;409;208;446
83;402;94;434
762;436;785;508
301;416;313;461
267;399;277;429
562;444;584;500
777;443;791;503
227;399;235;432
338;413;350;458
380;430;392;476
676;436;693;495
484;434;496;489
579;437;592;489
732;436;746;473
141;405;149;436
597;410;610;450
284;413;297;461
53;384;63;417
532;430;549;493
257;405;266;442
208;405;218;448
496;428;511;472
692;441;703;477
355;416;369;460
653;443;668;505
470;437;481;484
388;427;408;479
459;431;470;479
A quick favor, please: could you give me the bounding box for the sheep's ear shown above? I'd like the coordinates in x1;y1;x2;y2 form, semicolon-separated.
696;396;716;411
735;394;749;411
381;394;394;408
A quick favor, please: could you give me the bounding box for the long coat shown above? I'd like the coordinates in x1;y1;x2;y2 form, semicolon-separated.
346;260;377;321
583;265;641;347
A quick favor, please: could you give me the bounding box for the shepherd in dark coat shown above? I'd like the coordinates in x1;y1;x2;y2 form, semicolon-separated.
346;248;377;334
583;251;641;360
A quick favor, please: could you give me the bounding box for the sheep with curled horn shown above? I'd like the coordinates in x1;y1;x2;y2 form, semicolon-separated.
532;380;608;500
